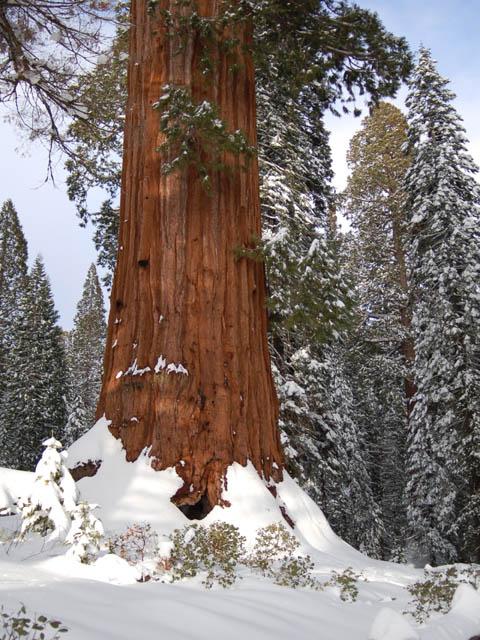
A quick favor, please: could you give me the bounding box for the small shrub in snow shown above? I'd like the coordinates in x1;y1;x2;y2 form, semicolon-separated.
272;555;319;589
247;523;320;589
406;565;480;622
248;523;298;574
323;567;363;601
0;528;14;544
66;502;104;564
19;438;78;542
0;604;68;639
169;522;246;588
108;523;158;580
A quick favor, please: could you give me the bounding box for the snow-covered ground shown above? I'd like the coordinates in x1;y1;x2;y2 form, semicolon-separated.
1;418;479;640
0;466;34;513
1;528;479;640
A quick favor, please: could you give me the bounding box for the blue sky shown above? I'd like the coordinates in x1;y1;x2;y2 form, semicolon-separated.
0;0;478;328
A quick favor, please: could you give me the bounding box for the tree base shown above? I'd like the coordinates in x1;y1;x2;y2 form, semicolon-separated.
68;418;364;564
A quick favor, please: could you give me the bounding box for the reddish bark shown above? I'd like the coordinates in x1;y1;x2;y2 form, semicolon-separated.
70;460;101;482
93;0;284;513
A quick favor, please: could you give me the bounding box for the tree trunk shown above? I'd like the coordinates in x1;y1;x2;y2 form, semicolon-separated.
93;0;283;515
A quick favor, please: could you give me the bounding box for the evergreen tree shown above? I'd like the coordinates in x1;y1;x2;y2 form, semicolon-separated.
404;48;480;564
277;343;384;556
67;264;106;435
255;72;385;552
342;103;412;559
0;200;29;467
92;201;120;290
64;394;89;448
4;257;67;470
20;437;78;543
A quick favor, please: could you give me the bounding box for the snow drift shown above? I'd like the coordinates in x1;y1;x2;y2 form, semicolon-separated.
68;417;367;567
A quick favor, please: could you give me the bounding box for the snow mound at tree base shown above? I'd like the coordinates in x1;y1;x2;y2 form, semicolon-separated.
68;417;364;566
0;467;34;513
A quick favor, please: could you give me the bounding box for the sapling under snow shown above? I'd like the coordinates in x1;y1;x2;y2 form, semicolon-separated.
20;437;78;542
66;502;104;564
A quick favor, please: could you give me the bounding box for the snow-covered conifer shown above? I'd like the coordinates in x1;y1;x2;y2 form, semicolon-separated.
404;48;480;564
20;437;78;542
64;394;89;448
255;84;383;553
278;344;384;556
66;264;105;437
92;202;120;289
0;200;29;468
4;257;67;470
66;502;104;564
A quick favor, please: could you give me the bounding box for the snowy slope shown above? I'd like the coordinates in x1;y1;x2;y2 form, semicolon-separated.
68;418;372;566
0;530;479;640
0;466;34;513
0;420;478;639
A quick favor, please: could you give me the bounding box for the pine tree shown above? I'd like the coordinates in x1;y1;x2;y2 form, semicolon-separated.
20;437;78;542
92;201;120;290
278;343;384;556
0;200;29;468
67;264;106;435
64;394;89;448
342;103;412;559
404;48;480;564
66;501;104;564
255;74;387;553
4;257;67;470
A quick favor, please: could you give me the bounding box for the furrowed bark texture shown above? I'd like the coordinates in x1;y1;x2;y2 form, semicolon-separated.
96;0;284;511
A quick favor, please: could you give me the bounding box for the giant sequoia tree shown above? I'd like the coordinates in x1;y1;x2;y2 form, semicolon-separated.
342;103;412;558
90;0;284;514
73;0;410;518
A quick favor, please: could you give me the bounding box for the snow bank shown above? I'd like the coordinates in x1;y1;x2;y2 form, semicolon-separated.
0;421;475;640
0;549;474;640
69;418;361;566
0;467;34;512
369;608;419;640
68;415;113;467
69;417;186;534
419;584;480;640
277;473;365;565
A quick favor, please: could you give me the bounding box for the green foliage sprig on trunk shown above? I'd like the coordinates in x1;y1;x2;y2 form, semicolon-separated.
154;0;248;75
153;85;256;189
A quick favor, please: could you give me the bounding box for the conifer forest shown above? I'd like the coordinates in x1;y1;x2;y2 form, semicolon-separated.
0;2;479;639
